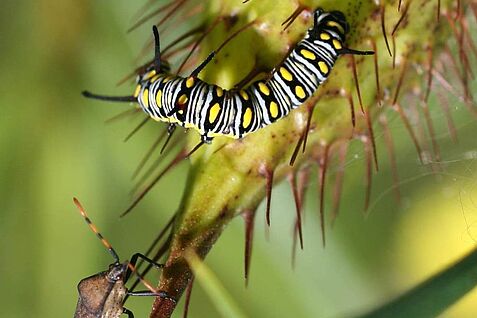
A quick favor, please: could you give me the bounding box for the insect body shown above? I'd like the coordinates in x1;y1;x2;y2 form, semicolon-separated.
83;8;373;143
73;198;172;318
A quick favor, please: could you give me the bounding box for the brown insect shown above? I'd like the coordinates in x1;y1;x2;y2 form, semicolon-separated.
73;198;173;318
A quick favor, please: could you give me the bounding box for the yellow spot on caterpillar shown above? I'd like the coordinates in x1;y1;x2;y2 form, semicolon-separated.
243;108;253;129
178;94;188;104
155;90;162;108
240;90;249;100
133;85;141;98
209;103;221;123
295;86;305;99
143;70;156;80
186;77;195;88
258;82;270;96
300;49;316;60
279;67;293;81
216;87;223;97
142;89;149;107
178;109;184;115
327;21;345;34
318;61;329;74
332;39;343;50
320;32;331;40
150;75;161;83
270;101;278;118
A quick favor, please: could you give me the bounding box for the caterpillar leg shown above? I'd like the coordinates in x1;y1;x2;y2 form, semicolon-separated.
201;134;214;144
160;124;177;154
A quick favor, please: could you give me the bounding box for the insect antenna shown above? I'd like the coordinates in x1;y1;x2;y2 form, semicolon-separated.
82;91;136;103
73;197;120;264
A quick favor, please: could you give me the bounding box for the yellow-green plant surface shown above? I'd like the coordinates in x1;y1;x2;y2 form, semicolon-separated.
1;0;477;317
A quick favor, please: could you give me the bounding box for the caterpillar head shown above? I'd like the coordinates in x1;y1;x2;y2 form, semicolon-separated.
313;8;349;39
136;61;171;84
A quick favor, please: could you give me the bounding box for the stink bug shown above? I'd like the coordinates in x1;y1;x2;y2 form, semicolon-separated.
73;198;173;318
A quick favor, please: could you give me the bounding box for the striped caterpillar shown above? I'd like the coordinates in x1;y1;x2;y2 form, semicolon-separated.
83;8;373;144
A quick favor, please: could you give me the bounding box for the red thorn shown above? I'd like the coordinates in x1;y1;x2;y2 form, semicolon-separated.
394;103;424;164
443;15;473;100
122;150;187;217
462;18;477;61
392;35;397;69
362;136;373;213
288;173;303;250
297;167;311;222
129;0;178;33
421;100;441;162
259;165;274;226
216;21;256;53
302;103;317;153
161;25;204;55
446;14;474;97
128;216;175;294
290;133;304;166
424;46;434;103
455;0;461;19
380;5;392;57
132;129;168;180
105;109;140;124
436;90;458;143
176;16;221;75
129;0;189;33
331;143;348;225
132;135;181;194
183;276;194;318
437;0;441;22
124;117;150;142
365;110;379;172
346;91;356;128
291;221;298;269
282;5;308;31
379;115;401;203
392;2;409;36
350;54;364;113
243;209;256;286
393;58;408;105
318;144;330;247
432;68;465;102
371;39;382;106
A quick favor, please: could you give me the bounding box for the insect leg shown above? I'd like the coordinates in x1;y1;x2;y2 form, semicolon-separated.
125;253;164;282
123;308;134;318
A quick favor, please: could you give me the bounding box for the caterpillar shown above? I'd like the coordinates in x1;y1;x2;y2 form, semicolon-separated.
83;8;373;144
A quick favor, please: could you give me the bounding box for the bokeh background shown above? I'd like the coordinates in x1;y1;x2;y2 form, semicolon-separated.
1;0;477;317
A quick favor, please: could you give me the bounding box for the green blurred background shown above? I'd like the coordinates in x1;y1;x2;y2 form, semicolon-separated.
1;0;477;317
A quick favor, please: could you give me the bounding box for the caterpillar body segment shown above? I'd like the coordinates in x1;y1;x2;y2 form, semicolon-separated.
84;8;373;143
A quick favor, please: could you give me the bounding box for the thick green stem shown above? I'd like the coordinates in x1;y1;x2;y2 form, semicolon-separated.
149;1;456;317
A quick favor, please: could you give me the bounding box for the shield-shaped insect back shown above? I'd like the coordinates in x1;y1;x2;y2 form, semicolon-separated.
73;198;175;318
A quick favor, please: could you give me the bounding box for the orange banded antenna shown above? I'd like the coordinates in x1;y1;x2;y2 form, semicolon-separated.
73;197;120;264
